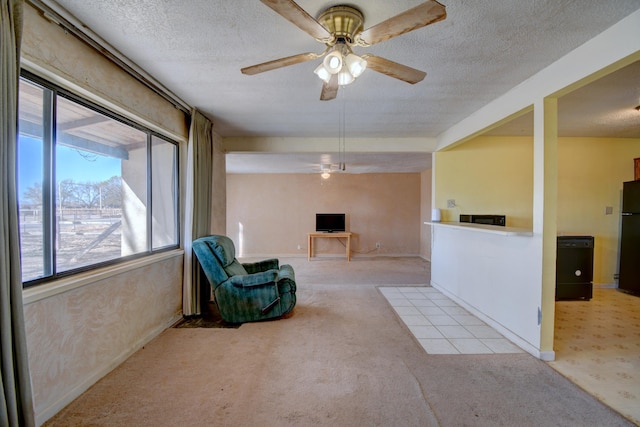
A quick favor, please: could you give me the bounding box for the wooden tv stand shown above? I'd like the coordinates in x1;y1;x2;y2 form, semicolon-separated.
308;232;352;261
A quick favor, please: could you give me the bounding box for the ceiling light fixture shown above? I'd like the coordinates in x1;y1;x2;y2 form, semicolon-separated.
323;50;343;74
321;164;332;179
313;64;331;83
337;68;355;86
314;41;367;87
241;3;442;101
345;53;367;78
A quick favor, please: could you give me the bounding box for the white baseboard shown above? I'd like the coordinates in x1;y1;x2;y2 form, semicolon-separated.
539;350;556;361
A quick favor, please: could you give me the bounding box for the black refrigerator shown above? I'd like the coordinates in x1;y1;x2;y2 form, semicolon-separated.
619;180;640;296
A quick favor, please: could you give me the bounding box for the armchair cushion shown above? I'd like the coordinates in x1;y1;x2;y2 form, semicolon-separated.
210;235;236;267
243;258;279;274
225;259;248;277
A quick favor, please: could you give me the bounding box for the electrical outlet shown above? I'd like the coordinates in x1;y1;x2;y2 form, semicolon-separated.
447;199;456;208
537;307;542;326
375;242;381;249
605;206;613;215
297;245;301;250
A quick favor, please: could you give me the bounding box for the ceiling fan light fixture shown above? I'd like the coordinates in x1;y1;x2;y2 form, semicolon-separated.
337;68;355;86
345;53;367;78
323;51;343;74
244;1;446;100
320;163;332;179
314;63;331;83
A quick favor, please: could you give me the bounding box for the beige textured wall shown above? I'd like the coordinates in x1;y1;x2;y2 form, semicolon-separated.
227;173;421;257
23;254;183;424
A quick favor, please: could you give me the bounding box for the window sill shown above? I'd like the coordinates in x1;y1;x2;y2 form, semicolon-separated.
22;249;184;305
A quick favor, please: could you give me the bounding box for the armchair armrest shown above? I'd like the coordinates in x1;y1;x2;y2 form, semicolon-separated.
278;264;295;282
227;269;279;288
243;258;279;273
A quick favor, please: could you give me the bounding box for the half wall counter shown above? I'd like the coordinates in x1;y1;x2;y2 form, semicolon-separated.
424;221;533;236
425;221;548;359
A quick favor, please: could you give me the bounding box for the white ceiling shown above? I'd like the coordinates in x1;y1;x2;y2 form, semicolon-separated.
47;0;640;174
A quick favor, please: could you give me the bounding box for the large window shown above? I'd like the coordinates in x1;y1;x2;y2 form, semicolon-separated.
18;73;179;286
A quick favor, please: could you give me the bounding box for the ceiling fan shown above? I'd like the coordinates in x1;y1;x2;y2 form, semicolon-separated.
241;0;447;101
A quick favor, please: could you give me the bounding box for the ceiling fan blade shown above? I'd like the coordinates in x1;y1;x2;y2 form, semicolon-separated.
260;0;333;42
241;52;320;75
356;0;446;46
361;55;427;84
320;75;338;101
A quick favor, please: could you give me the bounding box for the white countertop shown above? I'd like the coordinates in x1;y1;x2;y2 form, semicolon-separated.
424;221;533;236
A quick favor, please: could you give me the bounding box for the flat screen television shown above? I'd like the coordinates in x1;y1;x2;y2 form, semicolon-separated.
316;213;346;233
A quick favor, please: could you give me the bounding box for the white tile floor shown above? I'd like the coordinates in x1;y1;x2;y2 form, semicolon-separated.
379;286;524;355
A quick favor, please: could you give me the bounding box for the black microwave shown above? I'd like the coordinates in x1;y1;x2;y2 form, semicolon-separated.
460;214;506;227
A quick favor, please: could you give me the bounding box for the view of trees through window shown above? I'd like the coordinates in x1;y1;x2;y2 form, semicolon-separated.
18;75;179;284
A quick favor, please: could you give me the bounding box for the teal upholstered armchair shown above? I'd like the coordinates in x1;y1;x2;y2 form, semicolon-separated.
192;235;296;323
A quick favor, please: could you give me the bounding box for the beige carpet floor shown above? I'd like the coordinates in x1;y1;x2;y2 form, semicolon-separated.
44;257;633;426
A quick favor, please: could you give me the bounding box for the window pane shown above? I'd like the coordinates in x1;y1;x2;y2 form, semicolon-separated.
151;135;178;249
18;79;47;281
55;95;147;272
18;73;180;286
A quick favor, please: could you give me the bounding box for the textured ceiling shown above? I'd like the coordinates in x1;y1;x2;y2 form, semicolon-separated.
486;61;640;138
47;0;640;173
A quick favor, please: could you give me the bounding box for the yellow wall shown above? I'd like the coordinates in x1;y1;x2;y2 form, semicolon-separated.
435;134;640;285
558;137;640;285
434;136;534;228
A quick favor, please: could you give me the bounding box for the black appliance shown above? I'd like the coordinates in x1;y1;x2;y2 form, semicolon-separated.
459;214;506;226
619;180;640;296
556;236;593;300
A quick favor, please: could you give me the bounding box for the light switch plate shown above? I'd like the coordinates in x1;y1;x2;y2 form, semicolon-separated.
605;206;613;215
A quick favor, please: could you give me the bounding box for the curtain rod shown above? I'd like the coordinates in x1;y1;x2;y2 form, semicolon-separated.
26;0;192;115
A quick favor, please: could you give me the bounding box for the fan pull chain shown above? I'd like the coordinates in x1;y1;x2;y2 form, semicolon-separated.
339;88;346;171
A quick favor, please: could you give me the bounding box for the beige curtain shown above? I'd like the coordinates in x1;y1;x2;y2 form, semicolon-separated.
1;0;35;425
182;109;214;315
